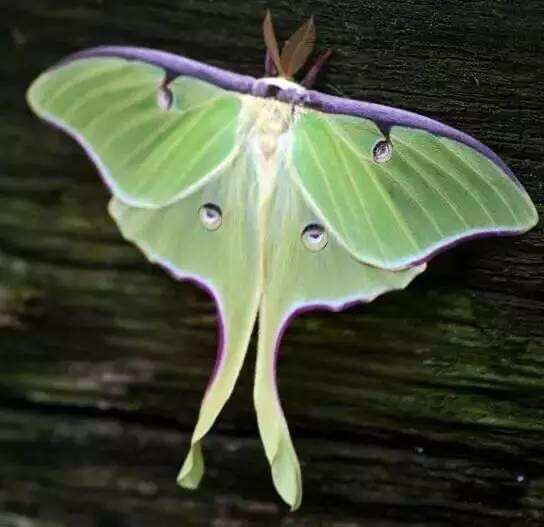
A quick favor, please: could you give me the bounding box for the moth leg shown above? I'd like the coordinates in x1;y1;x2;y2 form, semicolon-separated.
301;48;333;88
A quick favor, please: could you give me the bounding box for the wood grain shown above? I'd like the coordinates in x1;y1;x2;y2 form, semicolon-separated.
1;1;543;525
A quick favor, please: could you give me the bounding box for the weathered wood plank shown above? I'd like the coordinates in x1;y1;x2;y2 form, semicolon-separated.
1;0;543;525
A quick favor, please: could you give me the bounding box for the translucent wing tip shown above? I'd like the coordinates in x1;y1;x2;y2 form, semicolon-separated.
26;70;47;115
177;442;205;489
271;437;303;510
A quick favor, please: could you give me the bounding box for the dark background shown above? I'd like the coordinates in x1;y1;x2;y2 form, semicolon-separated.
1;1;543;525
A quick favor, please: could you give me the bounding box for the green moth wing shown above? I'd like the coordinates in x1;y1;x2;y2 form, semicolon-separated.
109;151;260;490
27;49;260;493
255;165;425;508
27;57;243;207
291;109;538;270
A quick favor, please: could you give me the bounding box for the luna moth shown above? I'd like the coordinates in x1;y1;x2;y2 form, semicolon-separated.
26;11;538;510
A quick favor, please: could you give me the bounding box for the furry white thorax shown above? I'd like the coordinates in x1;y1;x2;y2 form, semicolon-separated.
258;76;306;92
243;78;306;166
240;90;298;247
242;93;295;161
252;97;291;204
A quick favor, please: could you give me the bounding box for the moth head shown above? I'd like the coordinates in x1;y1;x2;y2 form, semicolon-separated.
262;10;332;88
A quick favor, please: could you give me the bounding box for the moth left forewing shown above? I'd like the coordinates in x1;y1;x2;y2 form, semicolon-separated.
27;55;245;208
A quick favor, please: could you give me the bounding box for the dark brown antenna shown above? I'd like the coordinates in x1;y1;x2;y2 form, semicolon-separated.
263;10;285;77
280;16;315;78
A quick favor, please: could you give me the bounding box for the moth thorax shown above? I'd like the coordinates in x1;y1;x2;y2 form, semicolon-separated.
260;111;288;134
259;133;277;157
256;101;290;157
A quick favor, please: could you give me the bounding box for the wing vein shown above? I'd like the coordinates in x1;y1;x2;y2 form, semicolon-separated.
80;89;151;135
393;144;471;230
183;114;239;176
376;151;446;238
61;78;150;122
440;139;520;224
136;99;223;175
322;119;388;260
298;125;351;241
98;107;162;153
43;63;127;107
119;117;181;168
393;133;496;224
329;119;421;253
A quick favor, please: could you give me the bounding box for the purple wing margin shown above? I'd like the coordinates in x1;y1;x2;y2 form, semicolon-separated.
56;45;257;94
54;46;520;186
297;89;519;184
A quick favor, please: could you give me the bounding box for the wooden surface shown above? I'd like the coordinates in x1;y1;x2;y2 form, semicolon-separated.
2;1;543;525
